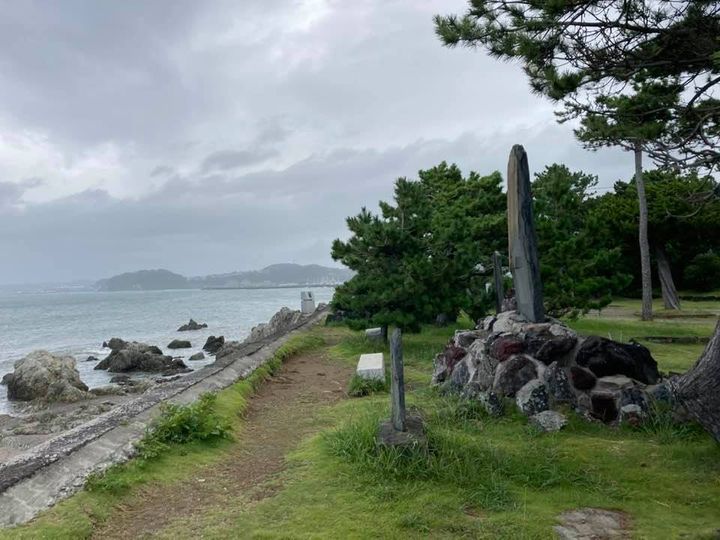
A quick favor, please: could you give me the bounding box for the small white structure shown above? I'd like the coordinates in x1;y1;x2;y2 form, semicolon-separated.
356;352;384;381
300;291;316;314
365;327;384;342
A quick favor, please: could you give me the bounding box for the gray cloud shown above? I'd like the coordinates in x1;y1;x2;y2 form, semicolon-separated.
0;0;636;284
150;166;175;177
201;148;278;172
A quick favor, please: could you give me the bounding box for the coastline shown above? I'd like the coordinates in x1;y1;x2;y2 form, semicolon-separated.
0;305;328;527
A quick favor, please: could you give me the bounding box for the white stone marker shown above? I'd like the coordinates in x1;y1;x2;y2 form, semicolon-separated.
356;352;384;381
365;327;384;342
300;291;316;314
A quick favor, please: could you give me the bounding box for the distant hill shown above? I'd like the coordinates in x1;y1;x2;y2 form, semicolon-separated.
95;264;352;291
96;269;189;291
192;264;354;289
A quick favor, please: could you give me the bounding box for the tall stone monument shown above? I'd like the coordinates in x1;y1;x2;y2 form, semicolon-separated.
506;145;544;322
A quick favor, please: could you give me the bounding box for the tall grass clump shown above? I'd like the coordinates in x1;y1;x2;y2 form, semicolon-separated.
136;393;232;460
322;411;518;510
636;401;707;444
347;374;388;397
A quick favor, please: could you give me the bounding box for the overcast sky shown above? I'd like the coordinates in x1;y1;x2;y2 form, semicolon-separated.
0;0;631;284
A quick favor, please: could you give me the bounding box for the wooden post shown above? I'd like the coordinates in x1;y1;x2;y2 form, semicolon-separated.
492;251;504;314
390;328;406;432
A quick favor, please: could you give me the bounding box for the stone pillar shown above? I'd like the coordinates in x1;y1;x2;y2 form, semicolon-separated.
507;145;544;322
492;251;504;314
390;328;406;432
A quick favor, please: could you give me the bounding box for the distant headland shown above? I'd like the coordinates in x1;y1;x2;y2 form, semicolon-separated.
94;264;353;292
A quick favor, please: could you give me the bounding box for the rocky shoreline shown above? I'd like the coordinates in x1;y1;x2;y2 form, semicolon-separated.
0;304;327;526
0;305;325;497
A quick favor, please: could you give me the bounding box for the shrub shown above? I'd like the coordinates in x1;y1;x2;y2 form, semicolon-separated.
684;250;720;292
136;393;231;460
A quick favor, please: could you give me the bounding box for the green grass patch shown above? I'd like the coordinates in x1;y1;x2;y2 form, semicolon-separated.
347;374;388;397
151;322;720;539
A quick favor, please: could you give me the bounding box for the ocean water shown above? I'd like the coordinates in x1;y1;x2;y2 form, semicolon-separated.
0;287;334;415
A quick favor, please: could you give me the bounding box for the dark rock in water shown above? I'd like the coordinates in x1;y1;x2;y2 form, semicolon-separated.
543;362;577;406
96;342;187;373
490;335;525;362
86;356;99;362
203;335;225;354
4;350;90;402
189;352;205;361
570;365;597;390
167;339;192;349
590;391;618;423
493;354;539;397
516;379;549;416
109;374;131;384
575;336;660;384
105;337;128;351
177;319;208;332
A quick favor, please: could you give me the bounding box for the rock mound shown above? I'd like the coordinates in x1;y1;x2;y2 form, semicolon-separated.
95;341;187;373
167;339;191;349
2;351;90;402
431;310;665;425
177;319;208;332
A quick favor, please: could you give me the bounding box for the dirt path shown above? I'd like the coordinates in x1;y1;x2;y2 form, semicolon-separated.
92;343;352;539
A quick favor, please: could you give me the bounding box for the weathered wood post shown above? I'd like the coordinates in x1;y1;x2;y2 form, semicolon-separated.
492;251;504;314
507;145;544;322
377;328;425;447
390;328;406;432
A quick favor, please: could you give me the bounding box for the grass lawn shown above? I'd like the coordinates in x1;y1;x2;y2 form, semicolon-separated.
4;302;720;539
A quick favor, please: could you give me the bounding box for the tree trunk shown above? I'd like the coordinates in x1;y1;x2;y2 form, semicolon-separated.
635;143;653;321
656;245;681;310
672;319;720;442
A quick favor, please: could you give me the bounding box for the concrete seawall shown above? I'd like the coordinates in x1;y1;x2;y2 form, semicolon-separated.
0;308;327;527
